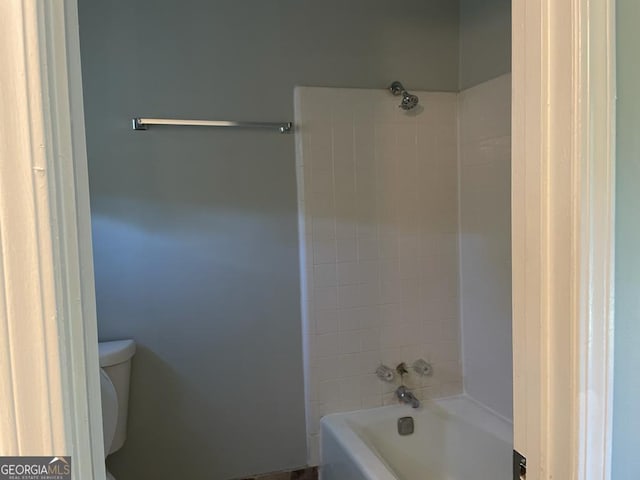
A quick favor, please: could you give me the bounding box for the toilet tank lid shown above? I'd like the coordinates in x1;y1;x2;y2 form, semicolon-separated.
98;339;136;367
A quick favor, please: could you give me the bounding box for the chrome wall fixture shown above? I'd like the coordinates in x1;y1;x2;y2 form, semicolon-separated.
132;117;293;134
389;81;420;111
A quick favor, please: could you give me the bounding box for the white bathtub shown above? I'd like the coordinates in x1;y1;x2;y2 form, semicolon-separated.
320;395;512;480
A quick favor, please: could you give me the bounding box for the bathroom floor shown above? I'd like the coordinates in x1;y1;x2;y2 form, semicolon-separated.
238;467;318;480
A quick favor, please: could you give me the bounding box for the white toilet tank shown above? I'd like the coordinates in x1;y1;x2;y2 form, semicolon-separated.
99;339;136;455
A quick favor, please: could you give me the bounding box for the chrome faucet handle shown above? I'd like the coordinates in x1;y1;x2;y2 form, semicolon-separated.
412;359;433;377
376;364;396;382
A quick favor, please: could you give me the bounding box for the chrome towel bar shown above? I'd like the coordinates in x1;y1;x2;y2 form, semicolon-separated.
132;117;293;134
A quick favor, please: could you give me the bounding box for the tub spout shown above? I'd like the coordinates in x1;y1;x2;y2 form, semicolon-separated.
395;385;420;408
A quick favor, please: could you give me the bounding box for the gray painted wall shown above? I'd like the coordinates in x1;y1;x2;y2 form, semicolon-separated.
612;2;640;478
78;1;459;479
459;0;511;89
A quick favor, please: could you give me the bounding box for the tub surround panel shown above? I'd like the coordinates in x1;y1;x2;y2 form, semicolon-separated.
295;87;463;464
458;74;513;420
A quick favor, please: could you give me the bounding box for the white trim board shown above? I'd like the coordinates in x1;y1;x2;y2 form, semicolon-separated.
0;0;105;478
511;0;615;478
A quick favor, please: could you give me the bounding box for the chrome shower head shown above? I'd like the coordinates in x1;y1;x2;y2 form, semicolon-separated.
389;81;420;110
400;91;419;110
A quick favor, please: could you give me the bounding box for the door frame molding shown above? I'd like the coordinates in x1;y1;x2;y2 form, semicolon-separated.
512;0;615;478
0;1;105;478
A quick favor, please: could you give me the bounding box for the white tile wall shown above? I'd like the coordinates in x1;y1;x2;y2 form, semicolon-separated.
295;87;462;464
458;74;513;421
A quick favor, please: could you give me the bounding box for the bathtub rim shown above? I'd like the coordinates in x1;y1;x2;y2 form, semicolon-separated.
320;394;514;479
321;406;399;480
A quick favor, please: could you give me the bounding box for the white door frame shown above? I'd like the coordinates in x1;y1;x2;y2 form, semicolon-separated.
0;0;616;479
512;0;615;479
0;1;105;479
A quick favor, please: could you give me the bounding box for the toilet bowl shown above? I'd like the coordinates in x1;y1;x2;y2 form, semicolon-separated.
99;339;136;480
